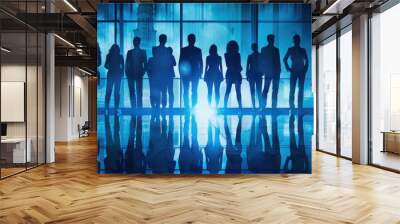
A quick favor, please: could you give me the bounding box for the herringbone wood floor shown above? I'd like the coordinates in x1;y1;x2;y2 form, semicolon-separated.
1;135;400;224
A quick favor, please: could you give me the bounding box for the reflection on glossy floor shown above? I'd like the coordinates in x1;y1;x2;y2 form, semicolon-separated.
0;167;25;178
372;150;400;171
1;136;400;223
98;110;313;174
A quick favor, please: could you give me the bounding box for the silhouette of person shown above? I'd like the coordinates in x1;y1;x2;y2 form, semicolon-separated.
152;34;168;109
284;115;310;173
224;41;242;109
160;116;176;173
263;114;281;173
147;115;175;173
247;116;267;173
261;34;281;109
190;116;202;174
104;44;124;110
205;121;223;174
179;115;192;173
124;115;146;173
283;34;309;109
224;115;243;174
179;34;203;109
147;115;162;173
204;44;223;107
179;115;202;174
161;47;176;108
147;48;156;108
152;34;176;109
166;115;175;172
104;114;123;173
125;37;147;108
246;43;263;109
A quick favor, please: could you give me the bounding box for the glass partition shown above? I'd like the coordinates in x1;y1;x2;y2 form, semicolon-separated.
370;3;400;171
0;1;46;179
339;28;352;158
1;31;28;177
317;35;337;154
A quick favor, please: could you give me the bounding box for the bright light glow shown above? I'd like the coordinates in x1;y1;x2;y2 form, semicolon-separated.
1;47;11;53
54;34;75;48
78;67;94;76
63;0;78;12
193;101;216;123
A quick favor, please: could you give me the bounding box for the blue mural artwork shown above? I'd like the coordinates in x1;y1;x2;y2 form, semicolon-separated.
97;3;313;174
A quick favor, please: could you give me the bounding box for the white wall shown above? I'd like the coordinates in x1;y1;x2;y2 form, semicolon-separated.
1;65;40;137
55;67;89;141
1;63;46;164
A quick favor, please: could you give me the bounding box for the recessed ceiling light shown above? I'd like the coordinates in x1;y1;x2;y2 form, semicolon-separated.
63;0;78;12
323;0;344;15
54;34;75;48
1;47;11;53
78;67;94;76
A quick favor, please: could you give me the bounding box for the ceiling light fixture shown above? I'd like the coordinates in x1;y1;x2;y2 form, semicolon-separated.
322;0;356;15
1;47;11;53
54;34;75;48
78;67;94;76
322;0;344;15
63;0;78;12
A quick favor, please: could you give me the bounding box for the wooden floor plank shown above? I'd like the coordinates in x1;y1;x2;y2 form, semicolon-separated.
0;135;400;223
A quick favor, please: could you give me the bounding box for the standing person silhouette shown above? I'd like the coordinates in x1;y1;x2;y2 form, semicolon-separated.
163;47;176;108
284;34;309;110
104;44;124;110
104;114;123;173
205;121;223;174
204;44;223;107
124;115;146;173
246;43;263;109
179;34;203;109
125;37;147;108
261;34;281;109
224;40;242;109
283;114;310;173
152;34;171;109
224;115;243;173
147;48;156;108
247;116;267;173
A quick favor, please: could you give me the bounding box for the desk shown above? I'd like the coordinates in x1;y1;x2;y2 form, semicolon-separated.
382;131;400;154
1;138;31;164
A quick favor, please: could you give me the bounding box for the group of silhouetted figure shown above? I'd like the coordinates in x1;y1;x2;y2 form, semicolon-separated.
98;33;308;110
101;114;310;174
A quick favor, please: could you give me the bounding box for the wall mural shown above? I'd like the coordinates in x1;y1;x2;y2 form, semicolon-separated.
97;3;313;174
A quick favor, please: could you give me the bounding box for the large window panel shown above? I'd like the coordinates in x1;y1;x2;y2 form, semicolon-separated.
258;3;311;22
258;21;312;108
339;29;352;158
182;3;251;21
371;3;400;171
182;22;252;108
1;32;28;177
0;1;46;179
317;36;337;154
